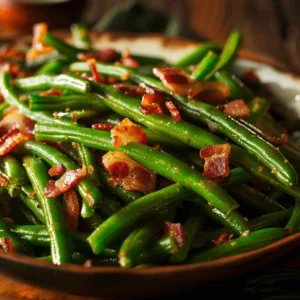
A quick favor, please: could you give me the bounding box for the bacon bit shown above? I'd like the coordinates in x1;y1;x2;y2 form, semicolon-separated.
140;93;164;115
77;48;118;62
195;81;230;105
88;165;94;175
26;23;54;60
0;62;21;78
40;89;62;97
0;45;25;61
102;151;156;194
48;163;66;177
121;48;139;68
0;128;32;156
163;221;185;246
92;123;114;132
87;58;105;83
263;133;288;145
83;259;93;268
258;166;264;173
211;232;231;246
71;142;78;148
29;191;36;199
153;67;203;98
200;144;231;180
63;189;79;231
121;72;130;81
107;76;121;84
111;118;148;147
0;174;8;187
0;238;15;253
152;144;160;151
113;84;146;98
165;101;182;121
44;166;87;199
223;100;250;119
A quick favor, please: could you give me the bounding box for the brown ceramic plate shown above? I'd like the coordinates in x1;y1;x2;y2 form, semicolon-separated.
0;31;300;298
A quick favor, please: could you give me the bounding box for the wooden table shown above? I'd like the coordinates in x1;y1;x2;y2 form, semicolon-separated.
0;0;300;299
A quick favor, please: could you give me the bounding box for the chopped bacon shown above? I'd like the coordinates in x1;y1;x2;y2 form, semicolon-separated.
40;89;62;97
48;163;66;177
165;101;182;121
111;118;148;147
77;48;118;62
0;174;8;187
195;82;230;105
26;23;54;60
223;100;250;119
92;123;114;131
63;189;79;231
102;151;156;194
87;58;105;83
211;232;231;247
0;238;15;253
121;48;139;68
0;45;25;61
200;144;231;180
0;128;31;156
263;133;288;145
163;221;185;246
113;84;146;98
44;166;87;199
140;93;165;115
153;67;203;98
0;62;21;78
0;108;35;135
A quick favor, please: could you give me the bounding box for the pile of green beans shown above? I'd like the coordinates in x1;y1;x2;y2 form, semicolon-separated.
0;24;298;268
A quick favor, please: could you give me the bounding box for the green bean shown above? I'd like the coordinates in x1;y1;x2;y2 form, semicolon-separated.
20;185;45;224
81;212;103;231
119;222;162;268
228;184;285;214
0;155;28;186
69;63;298;191
268;188;284;202
285;198;300;233
1;71;74;126
39;253;87;265
171;205;204;263
188;228;286;263
71;23;91;50
76;143;100;186
191;209;293;250
29;94;110;113
19;140;102;218
35;123;240;215
173;42;220;68
17;74;90;94
54;109;99;120
247;97;271;125
133;236;178;265
0;102;9;116
101;193;122;218
0;218;30;254
222;168;253;186
98;166;142;204
35;60;65;75
206;30;242;79
43;32;83;60
57;143;79;162
23;156;71;264
191;51;218;81
214;71;253;101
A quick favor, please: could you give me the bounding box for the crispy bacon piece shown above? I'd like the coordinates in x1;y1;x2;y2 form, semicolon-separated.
121;48;139;68
0;238;15;253
163;221;185;246
111;118;148;147
26;23;54;60
0;45;25;61
87;58;105;83
44;166;87;198
0;128;31;156
77;48;118;62
200;144;231;180
0;174;8;187
153;67;203;98
48;163;66;177
40;89;63;96
195;81;230;105
0;108;35;135
223;100;250;119
113;84;146;98
140;93;165;115
102;151;156;194
165;101;182;121
63;189;79;231
92;123;114;131
211;232;231;246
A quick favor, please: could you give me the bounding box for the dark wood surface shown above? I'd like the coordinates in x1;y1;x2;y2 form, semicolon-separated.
0;1;299;299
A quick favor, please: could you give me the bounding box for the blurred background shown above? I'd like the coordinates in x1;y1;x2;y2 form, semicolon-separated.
0;0;299;73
